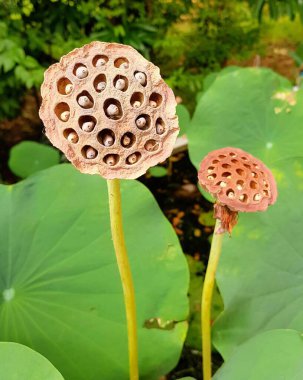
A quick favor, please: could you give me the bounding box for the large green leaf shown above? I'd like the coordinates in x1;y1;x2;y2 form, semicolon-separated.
214;330;303;380
8;141;60;178
186;68;303;359
0;342;64;379
0;164;189;380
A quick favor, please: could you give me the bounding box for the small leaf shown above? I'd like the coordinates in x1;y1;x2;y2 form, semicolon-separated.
176;104;190;135
9;141;60;178
148;166;168;177
0;342;64;379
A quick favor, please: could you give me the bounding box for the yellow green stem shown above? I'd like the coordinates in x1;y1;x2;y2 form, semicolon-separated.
201;219;223;380
107;179;139;380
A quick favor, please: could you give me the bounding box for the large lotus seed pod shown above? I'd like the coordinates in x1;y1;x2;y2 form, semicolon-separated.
198;147;277;233
39;41;179;179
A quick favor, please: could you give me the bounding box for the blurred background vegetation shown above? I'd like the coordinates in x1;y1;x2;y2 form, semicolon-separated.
1;0;303;175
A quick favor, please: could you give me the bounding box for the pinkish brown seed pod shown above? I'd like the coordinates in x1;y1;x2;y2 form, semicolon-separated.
39;41;179;179
198;147;277;233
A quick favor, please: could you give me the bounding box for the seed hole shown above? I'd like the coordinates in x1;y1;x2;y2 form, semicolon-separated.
231;159;238;164
104;99;123;120
212;159;219;164
136;114;151;130
236;168;244;176
145;139;159;152
113;75;128;91
114;57;129;69
207;166;215;173
239;194;248;202
82;145;98;159
254;193;262;201
156;118;166;134
134;71;147;86
121;132;135;148
222;172;231;178
253;163;260;169
54;102;70;121
236;180;244;190
57;78;73;95
218;154;226;159
130;92;144;108
250;181;258;189
93;55;109;67
149;93;162;108
103;154;119;166
263;190;269;196
219;181;227;188
251;171;258;178
79;115;97;132
63;128;79;143
73;64;88;79
263;180;268;187
126;152;141;165
77;91;94;109
93;74;106;92
98;129;115;147
242;156;248;161
229;152;237;157
222;163;231;169
207;174;217;180
226;189;235;199
244;163;251;169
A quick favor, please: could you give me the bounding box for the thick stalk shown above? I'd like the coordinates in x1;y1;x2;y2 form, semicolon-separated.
107;179;139;380
201;219;223;380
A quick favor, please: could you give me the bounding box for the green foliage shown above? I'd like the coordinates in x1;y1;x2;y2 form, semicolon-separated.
249;0;303;22
214;330;303;380
186;68;303;362
8;141;60;178
176;104;191;135
0;164;189;379
148;166;168;178
0;342;64;380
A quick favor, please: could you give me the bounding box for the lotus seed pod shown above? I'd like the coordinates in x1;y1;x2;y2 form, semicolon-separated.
75;66;88;79
81;121;95;132
78;96;93;108
39;41;179;179
67;131;79;143
136;117;146;128
60;111;70;121
135;72;147;86
65;84;73;94
106;104;119;117
115;79;126;91
86;147;97;159
96;58;106;67
198;147;278;233
96;81;106;91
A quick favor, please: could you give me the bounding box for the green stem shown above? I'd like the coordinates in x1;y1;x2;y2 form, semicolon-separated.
107;179;139;380
201;219;223;380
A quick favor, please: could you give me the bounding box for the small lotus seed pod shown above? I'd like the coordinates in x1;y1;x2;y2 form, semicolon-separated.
67;131;79;143
60;111;70;121
127;153;138;164
106;104;119;117
96;81;106;91
39;41;179;179
96;58;106;67
115;79;126;91
78;96;93;108
75;66;88;79
136;117;146;128
86;147;97;159
103;134;114;147
81;121;95;132
135;72;147;86
65;84;73;94
198;147;277;234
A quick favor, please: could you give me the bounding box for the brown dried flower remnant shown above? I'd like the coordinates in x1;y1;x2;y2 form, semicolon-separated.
198;147;278;233
39;41;179;179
